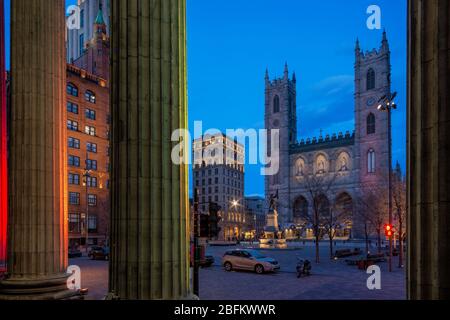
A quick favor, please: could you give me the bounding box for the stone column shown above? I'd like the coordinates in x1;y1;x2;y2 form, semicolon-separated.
0;0;7;273
108;0;191;299
0;0;74;299
408;0;450;299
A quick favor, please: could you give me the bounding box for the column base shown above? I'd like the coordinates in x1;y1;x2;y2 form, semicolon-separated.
0;274;81;300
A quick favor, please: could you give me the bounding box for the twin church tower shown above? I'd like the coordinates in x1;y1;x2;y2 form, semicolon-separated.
265;32;392;237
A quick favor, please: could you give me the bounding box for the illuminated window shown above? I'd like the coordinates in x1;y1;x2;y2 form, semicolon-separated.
86;176;98;188
85;125;96;136
85;90;96;104
67;120;78;131
368;149;376;173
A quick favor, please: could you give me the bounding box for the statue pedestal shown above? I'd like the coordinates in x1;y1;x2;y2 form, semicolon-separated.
259;208;288;249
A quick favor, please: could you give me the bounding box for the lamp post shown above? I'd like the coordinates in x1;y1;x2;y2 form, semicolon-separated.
83;160;92;255
377;92;397;273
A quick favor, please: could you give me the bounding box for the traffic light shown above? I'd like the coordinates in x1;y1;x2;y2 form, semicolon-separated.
199;214;210;238
209;202;222;239
384;224;393;238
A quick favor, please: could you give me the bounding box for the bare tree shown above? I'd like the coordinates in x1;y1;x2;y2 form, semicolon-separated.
393;164;406;267
299;173;337;263
323;195;353;259
355;184;388;254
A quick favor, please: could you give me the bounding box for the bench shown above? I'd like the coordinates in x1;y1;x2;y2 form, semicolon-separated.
335;248;362;259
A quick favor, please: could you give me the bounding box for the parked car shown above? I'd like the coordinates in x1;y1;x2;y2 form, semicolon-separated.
200;255;215;268
222;249;280;274
68;249;83;259
88;246;110;260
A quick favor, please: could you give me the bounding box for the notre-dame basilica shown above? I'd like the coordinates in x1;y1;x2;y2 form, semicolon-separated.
265;32;392;238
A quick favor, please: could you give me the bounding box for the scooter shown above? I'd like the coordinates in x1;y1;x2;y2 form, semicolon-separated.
296;258;312;278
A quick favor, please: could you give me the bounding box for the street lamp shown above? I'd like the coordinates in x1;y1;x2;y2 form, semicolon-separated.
377;91;397;273
83;157;92;255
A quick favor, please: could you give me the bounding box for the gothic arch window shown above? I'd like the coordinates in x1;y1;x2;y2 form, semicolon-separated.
273;95;280;113
367;68;376;91
316;154;328;175
368;149;376;173
367;113;376;135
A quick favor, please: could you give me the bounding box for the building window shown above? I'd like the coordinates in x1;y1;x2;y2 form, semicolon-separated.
69;137;80;149
80;9;84;28
85;108;96;120
88;215;98;233
367;68;376;91
69;192;80;205
69;173;80;185
273;95;280;113
67;120;78;131
367;113;376;135
86;176;98;188
85;125;96;136
67;83;78;97
85;90;96;104
88;194;97;207
69;213;80;233
86;159;98;171
87;142;97;153
79;34;84;56
67;102;79;114
368;149;376;173
68;155;81;167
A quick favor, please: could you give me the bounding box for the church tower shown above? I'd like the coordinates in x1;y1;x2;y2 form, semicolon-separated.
264;64;297;224
73;3;110;81
354;31;391;188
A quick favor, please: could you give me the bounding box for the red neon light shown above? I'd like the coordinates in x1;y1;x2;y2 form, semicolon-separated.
0;0;7;273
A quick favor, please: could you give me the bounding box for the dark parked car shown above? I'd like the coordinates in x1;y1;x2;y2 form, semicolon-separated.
88;246;110;260
200;255;215;268
68;249;83;259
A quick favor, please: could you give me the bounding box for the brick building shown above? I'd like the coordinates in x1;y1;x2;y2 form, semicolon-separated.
66;5;110;250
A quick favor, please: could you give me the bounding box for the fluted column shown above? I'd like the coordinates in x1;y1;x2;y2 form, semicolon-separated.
108;0;191;299
0;0;74;299
0;0;7;273
408;0;450;299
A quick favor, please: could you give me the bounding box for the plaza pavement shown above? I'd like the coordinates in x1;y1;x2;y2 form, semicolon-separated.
70;241;406;300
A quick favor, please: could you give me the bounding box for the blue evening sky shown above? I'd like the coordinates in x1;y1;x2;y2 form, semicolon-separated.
4;0;407;197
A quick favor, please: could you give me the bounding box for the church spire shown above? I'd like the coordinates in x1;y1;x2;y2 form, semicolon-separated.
284;62;289;79
94;2;105;26
381;29;389;52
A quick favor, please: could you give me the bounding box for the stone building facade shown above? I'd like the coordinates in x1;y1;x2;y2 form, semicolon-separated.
193;134;246;241
265;33;392;238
